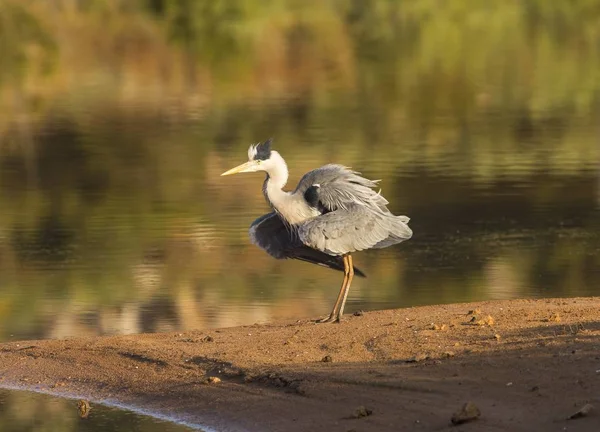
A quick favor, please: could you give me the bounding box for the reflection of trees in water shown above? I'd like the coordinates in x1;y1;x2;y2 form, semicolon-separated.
0;115;598;340
397;171;600;303
1;155;597;340
0;111;598;340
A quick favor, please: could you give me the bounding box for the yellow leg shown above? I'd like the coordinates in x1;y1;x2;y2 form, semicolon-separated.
317;254;353;323
336;254;354;320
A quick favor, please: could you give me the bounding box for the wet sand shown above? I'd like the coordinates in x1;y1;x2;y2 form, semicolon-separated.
0;297;598;431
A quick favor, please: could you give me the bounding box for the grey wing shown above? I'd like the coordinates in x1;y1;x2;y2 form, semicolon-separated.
249;212;366;276
298;205;412;256
249;212;295;259
292;164;412;255
294;164;390;213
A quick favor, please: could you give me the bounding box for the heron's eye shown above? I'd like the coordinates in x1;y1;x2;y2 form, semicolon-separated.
256;160;262;164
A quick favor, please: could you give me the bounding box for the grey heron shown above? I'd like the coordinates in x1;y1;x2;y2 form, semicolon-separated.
221;138;412;323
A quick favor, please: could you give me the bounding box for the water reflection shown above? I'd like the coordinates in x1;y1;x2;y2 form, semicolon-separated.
0;389;196;432
0;1;599;341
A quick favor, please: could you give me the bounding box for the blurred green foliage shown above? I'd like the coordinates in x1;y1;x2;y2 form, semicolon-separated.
0;0;56;86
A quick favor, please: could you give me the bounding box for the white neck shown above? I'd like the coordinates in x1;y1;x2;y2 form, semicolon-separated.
265;151;288;189
263;151;316;225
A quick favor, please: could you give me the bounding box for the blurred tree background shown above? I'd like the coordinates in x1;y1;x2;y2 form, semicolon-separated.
0;0;598;340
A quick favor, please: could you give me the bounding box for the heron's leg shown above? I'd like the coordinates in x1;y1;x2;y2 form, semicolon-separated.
316;255;350;323
335;254;354;321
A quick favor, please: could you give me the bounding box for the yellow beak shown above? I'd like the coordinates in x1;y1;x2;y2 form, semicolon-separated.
221;161;257;176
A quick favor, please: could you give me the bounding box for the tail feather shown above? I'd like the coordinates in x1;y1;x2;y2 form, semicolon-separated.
372;214;412;249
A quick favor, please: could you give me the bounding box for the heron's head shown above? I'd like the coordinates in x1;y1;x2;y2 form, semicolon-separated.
221;138;277;176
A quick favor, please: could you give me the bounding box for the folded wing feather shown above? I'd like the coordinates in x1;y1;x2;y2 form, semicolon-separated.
249;212;366;276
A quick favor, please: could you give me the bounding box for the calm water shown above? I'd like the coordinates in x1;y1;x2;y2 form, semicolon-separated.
0;389;198;432
0;1;599;341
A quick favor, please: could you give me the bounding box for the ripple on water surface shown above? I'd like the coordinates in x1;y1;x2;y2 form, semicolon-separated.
0;389;202;432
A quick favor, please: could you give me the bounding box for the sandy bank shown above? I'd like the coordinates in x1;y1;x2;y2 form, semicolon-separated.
1;297;599;431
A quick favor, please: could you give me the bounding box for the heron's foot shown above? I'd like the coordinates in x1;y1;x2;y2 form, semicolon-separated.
315;314;342;324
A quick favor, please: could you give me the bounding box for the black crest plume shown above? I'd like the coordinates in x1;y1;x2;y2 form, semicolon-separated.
254;138;272;160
